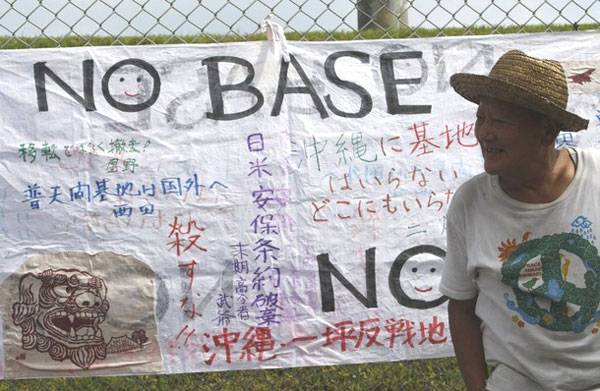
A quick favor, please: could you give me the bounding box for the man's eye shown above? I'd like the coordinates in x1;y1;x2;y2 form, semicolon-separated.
491;118;512;125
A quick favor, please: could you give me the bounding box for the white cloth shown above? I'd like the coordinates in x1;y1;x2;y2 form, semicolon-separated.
440;148;600;391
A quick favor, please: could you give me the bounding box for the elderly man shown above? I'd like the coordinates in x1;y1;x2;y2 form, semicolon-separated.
439;50;595;390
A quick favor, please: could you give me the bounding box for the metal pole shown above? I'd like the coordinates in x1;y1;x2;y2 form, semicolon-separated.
357;0;409;30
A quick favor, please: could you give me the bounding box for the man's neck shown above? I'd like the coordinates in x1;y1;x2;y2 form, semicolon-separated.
498;149;576;204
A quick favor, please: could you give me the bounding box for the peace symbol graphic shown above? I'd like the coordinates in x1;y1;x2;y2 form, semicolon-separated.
501;233;600;332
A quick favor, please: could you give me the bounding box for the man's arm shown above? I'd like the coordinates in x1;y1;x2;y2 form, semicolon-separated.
448;298;487;391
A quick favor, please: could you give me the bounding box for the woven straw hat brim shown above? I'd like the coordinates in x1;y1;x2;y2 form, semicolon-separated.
450;73;589;132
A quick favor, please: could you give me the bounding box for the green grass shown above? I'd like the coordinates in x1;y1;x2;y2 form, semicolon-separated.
0;357;464;390
0;22;597;49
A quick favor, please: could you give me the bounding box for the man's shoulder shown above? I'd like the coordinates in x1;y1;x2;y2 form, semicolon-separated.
575;147;600;177
580;147;600;163
447;172;489;221
453;172;489;204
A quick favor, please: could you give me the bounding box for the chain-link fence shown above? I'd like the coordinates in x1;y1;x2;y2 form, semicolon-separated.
0;0;598;47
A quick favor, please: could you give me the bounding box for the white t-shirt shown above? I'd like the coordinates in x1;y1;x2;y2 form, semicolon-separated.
440;148;600;391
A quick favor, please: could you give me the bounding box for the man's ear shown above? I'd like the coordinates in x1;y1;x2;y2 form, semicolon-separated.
540;117;561;146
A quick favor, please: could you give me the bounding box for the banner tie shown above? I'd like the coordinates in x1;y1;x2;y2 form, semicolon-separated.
262;15;290;63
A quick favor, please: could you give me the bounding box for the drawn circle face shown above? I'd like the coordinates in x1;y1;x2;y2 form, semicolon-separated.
101;59;161;112
389;245;447;309
106;66;153;102
399;253;444;302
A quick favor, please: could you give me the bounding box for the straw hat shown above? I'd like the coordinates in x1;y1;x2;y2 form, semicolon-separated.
450;50;589;132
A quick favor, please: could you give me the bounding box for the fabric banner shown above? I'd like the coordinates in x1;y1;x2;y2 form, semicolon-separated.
0;30;598;379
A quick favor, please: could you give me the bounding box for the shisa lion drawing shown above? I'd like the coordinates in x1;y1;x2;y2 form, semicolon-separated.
12;268;148;369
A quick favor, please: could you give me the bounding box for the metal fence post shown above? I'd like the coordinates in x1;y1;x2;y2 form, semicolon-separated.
357;0;409;30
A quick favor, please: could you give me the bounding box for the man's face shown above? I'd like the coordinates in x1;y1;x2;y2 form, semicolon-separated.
475;97;547;177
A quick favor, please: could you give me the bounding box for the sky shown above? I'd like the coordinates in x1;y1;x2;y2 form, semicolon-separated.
0;0;597;38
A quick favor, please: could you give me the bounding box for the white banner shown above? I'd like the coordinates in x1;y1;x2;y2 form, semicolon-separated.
0;31;598;378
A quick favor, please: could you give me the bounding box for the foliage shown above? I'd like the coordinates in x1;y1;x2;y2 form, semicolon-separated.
0;23;596;49
0;358;464;390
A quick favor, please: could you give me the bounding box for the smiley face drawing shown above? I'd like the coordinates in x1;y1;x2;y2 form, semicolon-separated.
101;59;161;112
106;67;152;103
389;245;448;309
